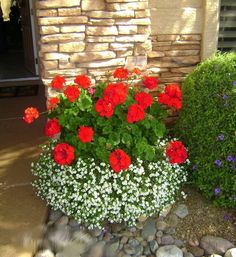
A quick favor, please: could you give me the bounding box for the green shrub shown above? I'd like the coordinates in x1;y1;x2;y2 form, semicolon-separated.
176;52;236;207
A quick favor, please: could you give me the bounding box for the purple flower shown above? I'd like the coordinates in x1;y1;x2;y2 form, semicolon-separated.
233;195;236;202
227;155;235;162
224;214;231;221
192;164;198;171
214;159;222;167
233;81;236;86
223;94;228;100
231;165;236;170
217;134;224;141
214;187;221;195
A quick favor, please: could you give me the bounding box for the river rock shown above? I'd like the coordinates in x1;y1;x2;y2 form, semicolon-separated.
174;204;189;219
87;241;105;257
200;236;234;255
142;219;157;239
34;249;55;257
150;240;159;253
189;246;204;257
156;245;183;257
184;252;194;257
105;239;120;257
225;248;236;257
156;221;168;231
161;235;175;245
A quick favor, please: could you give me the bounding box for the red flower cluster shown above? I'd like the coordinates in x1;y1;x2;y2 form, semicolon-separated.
109;149;131;173
113;67;129;79
127;104;145;123
23;107;39;124
165;141;188;164
44;118;61;138
134;92;153;109
50;76;65;90
103;83;128;107
95;98;114;118
143;76;158;90
158;84;182;110
74;75;91;89
47;97;60;110
64;85;80;102
78;126;94;143
53;143;75;165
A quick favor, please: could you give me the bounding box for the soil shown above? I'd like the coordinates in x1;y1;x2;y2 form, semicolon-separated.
173;186;236;246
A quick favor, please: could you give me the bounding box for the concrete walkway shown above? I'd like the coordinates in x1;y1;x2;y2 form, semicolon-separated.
0;86;48;257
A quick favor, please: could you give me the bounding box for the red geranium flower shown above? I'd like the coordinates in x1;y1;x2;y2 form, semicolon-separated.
143;76;158;90
50;76;66;90
127;104;145;123
165;141;188;164
134;92;153;109
113;67;129;79
103;82;128;107
44;118;61;138
74;75;91;89
53;143;75;165
95;98;114;118
64;85;80;102
78;126;94;143
109;149;131;173
23;107;39;124
158;84;182;110
47;97;60;110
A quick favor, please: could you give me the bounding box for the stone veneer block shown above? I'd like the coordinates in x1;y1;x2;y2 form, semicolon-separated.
44;53;70;61
135;10;151;18
115;18;151;25
81;0;105;11
118;25;137;34
117;49;133;57
42;60;58;70
37;9;58;17
85;43;109;51
134;40;152;55
59;42;86;53
107;2;149;11
125;56;147;69
116;34;149;42
70;51;116;63
110;43;134;50
88;19;115;26
86;36;115;43
36;0;81;9
45;68;87;77
76;58;126;68
41;33;85;43
86;26;118;36
158;56;200;65
40;26;60;35
59;61;76;69
40;44;58;52
165;50;200;56
87;11;135;19
137;26;151;34
60;25;85;33
106;0;142;2
157;35;179;41
58;7;81;16
148;51;165;58
38;16;88;26
171;66;196;73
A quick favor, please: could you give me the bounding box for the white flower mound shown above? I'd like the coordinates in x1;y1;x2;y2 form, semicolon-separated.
32;140;188;229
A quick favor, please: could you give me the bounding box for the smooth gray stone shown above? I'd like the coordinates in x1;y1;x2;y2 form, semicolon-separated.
174;204;189;219
156;245;183;257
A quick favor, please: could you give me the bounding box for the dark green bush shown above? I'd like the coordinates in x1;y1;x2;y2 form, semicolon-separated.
176;52;236;207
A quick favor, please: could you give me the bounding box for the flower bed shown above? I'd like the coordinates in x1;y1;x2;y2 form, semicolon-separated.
25;68;189;228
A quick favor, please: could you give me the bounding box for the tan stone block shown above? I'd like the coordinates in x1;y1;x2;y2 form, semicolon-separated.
77;58;126;68
45;68;87;78
147;61;180;68
116;49;133;57
172;40;200;45
41;33;85;43
40;44;58;52
135;10;151;18
40;26;60;35
137;25;151;34
87;11;134;18
125;56;147;70
106;0;141;2
36;0;81;9
59;61;76;69
110;43;134;50
107;2;148;11
81;0;105;10
86;26;118;36
152;44;200;51
118;25;137;34
180;34;201;41
116;34;149;43
115;18;151;25
58;7;81;16
156;41;172;46
88;68;110;77
148;51;165;58
149;0;202;9
71;51;116;63
88;19;115;26
38;17;88;26
161;72;183;77
42;60;58;70
165;50;200;57
44;53;70;61
59;42;85;52
60;25;85;33
147;67;168;73
160;56;200;65
37;9;57;17
159;77;185;83
171;66;196;73
86;43;109;51
157;35;179;41
134;40;152;55
86;36;115;42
